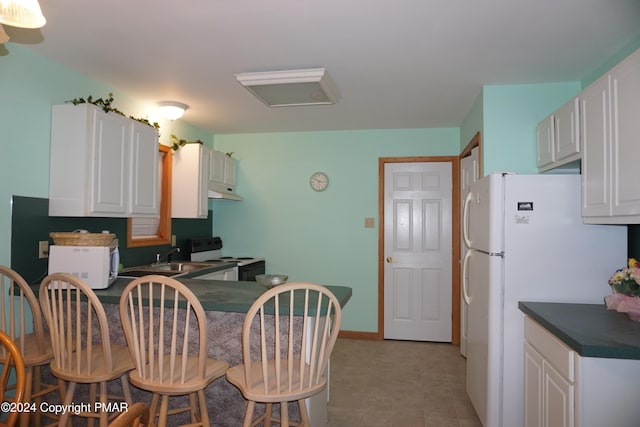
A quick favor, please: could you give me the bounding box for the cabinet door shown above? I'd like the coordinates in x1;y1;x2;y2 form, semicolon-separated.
610;50;640;217
224;156;237;187
198;147;210;218
129;123;159;215
90;108;129;215
536;116;554;168
524;342;544;427
209;149;226;185
543;361;574;427
581;75;611;218
554;98;580;162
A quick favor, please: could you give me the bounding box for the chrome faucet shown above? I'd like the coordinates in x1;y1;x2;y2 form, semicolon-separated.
155;247;181;264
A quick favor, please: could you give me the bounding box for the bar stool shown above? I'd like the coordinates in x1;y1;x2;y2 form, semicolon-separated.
0;266;60;427
226;282;342;427
119;275;229;427
0;330;26;427
39;273;134;427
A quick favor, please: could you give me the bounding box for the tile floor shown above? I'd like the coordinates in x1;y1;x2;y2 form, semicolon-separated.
327;338;482;427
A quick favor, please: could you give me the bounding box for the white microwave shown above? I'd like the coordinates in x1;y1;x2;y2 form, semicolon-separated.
48;244;119;289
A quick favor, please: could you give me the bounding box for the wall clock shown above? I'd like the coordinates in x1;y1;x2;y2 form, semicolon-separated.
309;171;329;192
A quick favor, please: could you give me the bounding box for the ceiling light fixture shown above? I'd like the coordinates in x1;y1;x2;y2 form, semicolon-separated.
235;68;340;107
158;101;188;121
0;0;46;29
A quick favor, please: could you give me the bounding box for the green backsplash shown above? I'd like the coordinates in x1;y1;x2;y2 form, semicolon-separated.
11;196;213;284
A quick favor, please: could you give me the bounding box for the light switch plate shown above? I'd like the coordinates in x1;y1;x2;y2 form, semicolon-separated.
364;217;375;228
171;235;177;246
38;241;49;259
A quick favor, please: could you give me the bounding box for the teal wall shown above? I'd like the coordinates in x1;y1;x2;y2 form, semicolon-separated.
2;39;636;334
460;90;483;151
0;45;211;268
212;129;460;332
481;82;581;174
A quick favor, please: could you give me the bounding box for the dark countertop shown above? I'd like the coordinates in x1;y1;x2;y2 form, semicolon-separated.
519;301;640;360
92;278;352;314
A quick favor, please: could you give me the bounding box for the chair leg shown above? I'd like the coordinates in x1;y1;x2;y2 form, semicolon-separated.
19;366;34;427
57;381;77;427
158;394;170;427
149;393;161;426
189;393;198;424
120;374;133;404
264;403;273;427
298;399;310;426
242;401;255;427
280;402;289;427
99;381;109;427
197;389;211;427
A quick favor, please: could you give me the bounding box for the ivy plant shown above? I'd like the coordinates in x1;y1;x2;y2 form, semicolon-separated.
66;93;160;129
170;134;203;151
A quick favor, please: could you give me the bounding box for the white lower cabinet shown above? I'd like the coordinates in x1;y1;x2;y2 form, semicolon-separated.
524;316;640;427
524;317;574;427
192;267;238;281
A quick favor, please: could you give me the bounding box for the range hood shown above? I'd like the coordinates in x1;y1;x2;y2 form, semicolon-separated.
208;184;242;201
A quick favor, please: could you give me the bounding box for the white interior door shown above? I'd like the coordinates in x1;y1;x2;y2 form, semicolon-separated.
460;147;479;356
383;162;452;341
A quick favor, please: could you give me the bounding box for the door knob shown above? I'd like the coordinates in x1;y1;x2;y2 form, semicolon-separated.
386;257;394;263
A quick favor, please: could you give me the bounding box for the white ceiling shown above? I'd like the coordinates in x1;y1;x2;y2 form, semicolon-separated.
8;0;640;134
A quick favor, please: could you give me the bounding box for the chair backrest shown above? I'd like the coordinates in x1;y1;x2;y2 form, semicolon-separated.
119;275;209;384
0;330;26;427
0;266;48;357
108;402;150;427
39;273;115;375
242;282;342;397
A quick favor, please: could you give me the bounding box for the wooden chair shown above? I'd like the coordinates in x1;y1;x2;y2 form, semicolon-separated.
108;402;151;427
0;265;61;427
0;330;26;427
39;273;134;427
226;282;343;427
119;275;229;427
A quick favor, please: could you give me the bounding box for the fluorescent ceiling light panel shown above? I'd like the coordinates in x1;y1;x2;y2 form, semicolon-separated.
235;68;340;107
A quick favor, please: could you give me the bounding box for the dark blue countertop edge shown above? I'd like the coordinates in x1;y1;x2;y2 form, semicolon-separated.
519;301;640;360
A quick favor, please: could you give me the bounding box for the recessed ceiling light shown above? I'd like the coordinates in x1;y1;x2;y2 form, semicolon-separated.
235;68;340;107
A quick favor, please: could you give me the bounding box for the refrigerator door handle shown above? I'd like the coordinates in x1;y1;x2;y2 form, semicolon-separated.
462;250;472;305
462;191;474;248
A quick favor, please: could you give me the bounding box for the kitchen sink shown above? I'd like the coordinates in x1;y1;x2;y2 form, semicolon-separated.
120;262;215;278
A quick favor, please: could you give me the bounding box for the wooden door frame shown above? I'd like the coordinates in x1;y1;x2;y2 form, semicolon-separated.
376;156;460;342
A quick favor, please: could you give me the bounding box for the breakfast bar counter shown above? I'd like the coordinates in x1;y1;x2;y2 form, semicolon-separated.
96;278;351;427
94;277;353;313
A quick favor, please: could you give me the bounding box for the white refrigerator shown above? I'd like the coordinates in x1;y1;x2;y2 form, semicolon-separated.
461;173;626;427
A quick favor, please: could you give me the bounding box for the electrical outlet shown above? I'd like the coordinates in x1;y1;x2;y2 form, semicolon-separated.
171;235;177;246
364;217;375;228
38;241;49;259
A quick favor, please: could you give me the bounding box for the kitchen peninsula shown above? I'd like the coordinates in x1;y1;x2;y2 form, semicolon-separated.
82;278;351;427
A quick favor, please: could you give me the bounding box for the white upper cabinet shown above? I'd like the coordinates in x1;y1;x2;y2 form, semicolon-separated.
582;48;640;223
536;115;554;169
537;97;580;172
49;103;159;217
209;149;237;191
171;143;210;219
